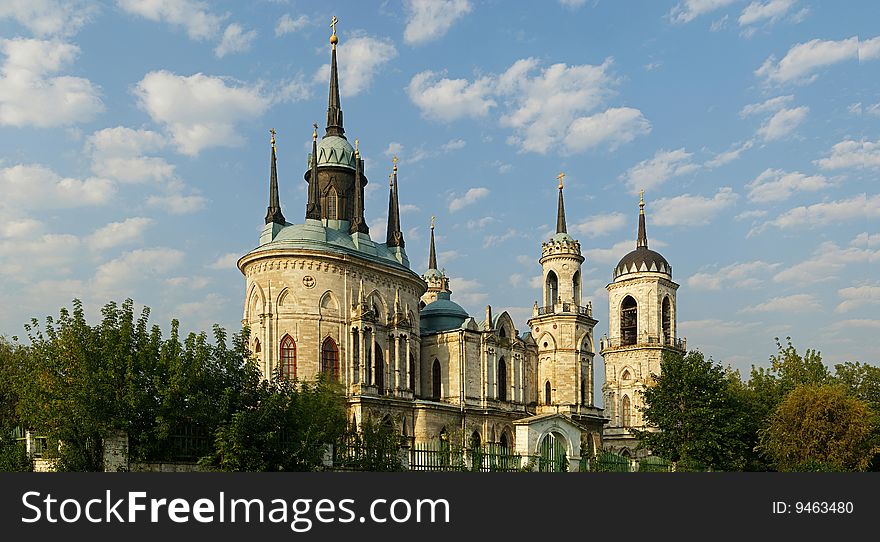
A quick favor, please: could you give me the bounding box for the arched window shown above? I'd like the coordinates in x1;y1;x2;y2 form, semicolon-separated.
622;369;631;381
253;338;261;354
409;354;415;391
621;295;638;346
374;342;385;393
662;296;672;343
572;270;581;305
622;395;631;428
497;357;507;401
432;359;441;400
545;271;558;307
351;329;359;383
499;326;506;338
545;381;552;405
499;432;509;450
280;335;296;379
321;337;339;381
327;187;338;220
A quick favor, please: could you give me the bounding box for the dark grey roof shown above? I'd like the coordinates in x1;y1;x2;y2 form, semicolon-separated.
614;246;671;279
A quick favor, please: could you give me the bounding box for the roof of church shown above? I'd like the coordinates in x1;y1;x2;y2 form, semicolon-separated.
614;192;671;280
420;295;470;334
249;219;412;271
313;135;356;170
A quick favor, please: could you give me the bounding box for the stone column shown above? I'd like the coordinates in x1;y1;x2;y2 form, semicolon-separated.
394;333;401;390
369;329;376;386
404;335;411;390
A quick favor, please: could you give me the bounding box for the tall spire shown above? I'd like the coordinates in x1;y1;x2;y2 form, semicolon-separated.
265;129;285;225
556;171;567;234
386;156;404;247
637;189;648;249
428;216;438;270
349;138;368;234
325;15;344;137
306;123;322;219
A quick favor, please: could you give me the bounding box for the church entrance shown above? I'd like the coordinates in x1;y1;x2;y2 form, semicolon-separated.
538;432;567;472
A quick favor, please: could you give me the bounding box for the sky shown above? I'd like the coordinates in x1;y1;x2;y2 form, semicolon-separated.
0;0;878;395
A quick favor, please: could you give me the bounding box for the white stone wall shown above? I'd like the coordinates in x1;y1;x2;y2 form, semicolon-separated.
607;274;678;345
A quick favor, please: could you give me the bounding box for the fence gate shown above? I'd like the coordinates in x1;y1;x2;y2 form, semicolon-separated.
538;433;567;472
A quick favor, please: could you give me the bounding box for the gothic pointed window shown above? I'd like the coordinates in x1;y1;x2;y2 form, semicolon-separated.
545;381;552;405
375;342;385;393
409;353;415;391
432;359;441;400
662;295;672;343
327;187;338;220
546;271;558;307
621;295;638;346
321;337;339;381
280;335;296;379
253;338;261;354
497;357;507;401
622;395;632;428
572;270;581;305
352;329;359;383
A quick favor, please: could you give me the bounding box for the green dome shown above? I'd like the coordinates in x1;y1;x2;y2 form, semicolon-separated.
423;268;443;280
550;232;576;243
314;135;356;170
420;294;469;334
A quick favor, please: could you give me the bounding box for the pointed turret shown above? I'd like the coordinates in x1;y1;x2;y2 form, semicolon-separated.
637;189;648;249
306;124;322;220
556;171;567;234
349;138;369;234
326;15;344;137
428;215;438;270
386;156;404;247
265;129;285;225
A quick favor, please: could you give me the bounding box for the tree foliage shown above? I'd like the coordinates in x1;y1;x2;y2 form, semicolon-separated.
760;384;879;471
634;350;753;471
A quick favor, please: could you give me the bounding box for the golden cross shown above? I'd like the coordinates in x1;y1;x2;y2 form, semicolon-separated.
312;122;318;140
431;215;435;229
392;155;398;170
557;171;565;189
640;188;645;204
355;138;359;155
330;16;338;36
269;128;276;147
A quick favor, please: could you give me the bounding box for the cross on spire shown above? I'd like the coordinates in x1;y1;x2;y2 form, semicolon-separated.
557;171;565;190
330;16;338;36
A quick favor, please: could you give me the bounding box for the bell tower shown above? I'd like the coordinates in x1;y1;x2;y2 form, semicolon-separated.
527;173;598;419
600;191;686;458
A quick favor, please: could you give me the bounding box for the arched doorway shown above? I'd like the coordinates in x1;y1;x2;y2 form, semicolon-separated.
538;432;567;472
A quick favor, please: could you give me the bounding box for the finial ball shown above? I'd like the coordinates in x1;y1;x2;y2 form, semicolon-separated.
330;34;338;45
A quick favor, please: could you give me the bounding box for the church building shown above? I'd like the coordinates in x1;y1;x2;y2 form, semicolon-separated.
237;22;684;467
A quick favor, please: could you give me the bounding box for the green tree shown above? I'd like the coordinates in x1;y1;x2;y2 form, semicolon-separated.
634;350;752;471
834;362;880;414
760;384;879;471
206;375;348;471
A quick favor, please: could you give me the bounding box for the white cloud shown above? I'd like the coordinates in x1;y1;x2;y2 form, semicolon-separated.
94;247;185;295
559;0;588;7
688;260;778;290
467;217;497;230
449;187;489;212
442;139;466;151
403;0;472;45
207;252;240;271
571;212;627;238
815;139;880;170
679;319;762;338
829;319;880;331
87;217;154;251
314;35;397;98
214;23;257;58
704;140;754;168
275;13;309;37
735;209;767;221
755;36;861;84
87;126;174;183
116;0;224;40
482;228;520;248
756;106;808;140
773;236;880;286
407;70;496;121
147;192;207;214
0;38;103;127
745;168;829;202
0;233;81;276
620;148;698;193
668;0;738;24
739;0;797;26
860;36;880;62
651;187;738;226
563;107;651;153
836;284;880;314
449;276;487;308
739;95;793;116
0;164;114;208
756;193;878;232
0;0;97;37
509;274;524;287
740;293;820;313
134;70;269;155
0;218;43;239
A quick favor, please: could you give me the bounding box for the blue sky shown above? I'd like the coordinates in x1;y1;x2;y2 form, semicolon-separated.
1;0;878;390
